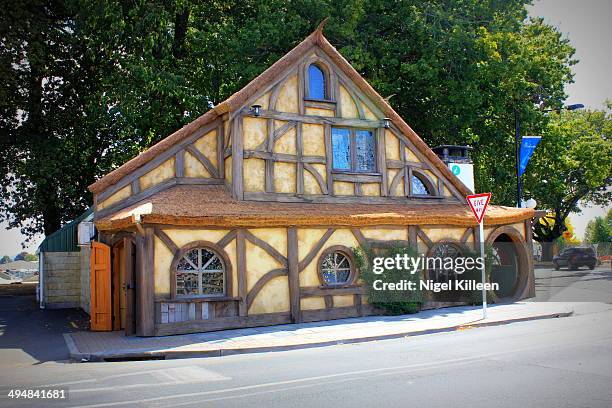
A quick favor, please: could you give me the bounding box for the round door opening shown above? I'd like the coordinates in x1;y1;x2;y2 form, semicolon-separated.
491;233;519;299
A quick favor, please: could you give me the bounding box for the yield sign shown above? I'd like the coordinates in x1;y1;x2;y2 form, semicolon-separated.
467;193;491;224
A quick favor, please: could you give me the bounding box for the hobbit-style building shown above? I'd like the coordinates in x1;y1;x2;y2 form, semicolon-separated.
87;27;535;336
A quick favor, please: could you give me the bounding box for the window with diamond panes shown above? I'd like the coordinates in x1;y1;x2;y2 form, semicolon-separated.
176;247;225;297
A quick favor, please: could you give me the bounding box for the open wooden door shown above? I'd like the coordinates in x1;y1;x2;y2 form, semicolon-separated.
90;241;112;331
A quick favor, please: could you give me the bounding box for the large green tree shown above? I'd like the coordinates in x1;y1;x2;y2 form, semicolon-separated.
0;0;112;238
584;210;612;245
1;0;583;242
525;105;612;258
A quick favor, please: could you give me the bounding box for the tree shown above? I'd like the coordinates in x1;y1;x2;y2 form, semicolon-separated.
0;0;112;241
584;209;612;244
24;253;38;262
14;251;37;261
0;255;11;264
1;0;579;243
343;5;575;205
525;105;612;259
555;218;580;251
77;0;577;205
14;251;28;261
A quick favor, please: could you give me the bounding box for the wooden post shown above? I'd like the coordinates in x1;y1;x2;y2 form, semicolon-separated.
324;125;334;196
287;227;301;323
175;150;184;178
217;123;225;179
265;118;274;193
524;219;535;297
236;229;248;316
111;244;121;331
124;237;136;336
409;226;418;250
135;227;155;336
377;127;388;196
296;123;304;195
232;116;244;199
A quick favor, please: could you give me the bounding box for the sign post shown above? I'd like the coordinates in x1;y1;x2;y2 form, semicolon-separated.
466;193;492;319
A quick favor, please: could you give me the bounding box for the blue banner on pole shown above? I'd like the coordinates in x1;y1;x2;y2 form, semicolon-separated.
519;136;541;177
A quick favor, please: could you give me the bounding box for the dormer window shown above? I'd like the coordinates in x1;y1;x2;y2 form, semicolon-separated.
307;64;326;100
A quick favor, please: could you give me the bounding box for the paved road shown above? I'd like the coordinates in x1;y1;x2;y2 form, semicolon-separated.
0;284;89;366
1;268;611;408
533;264;612;302
1;306;611;407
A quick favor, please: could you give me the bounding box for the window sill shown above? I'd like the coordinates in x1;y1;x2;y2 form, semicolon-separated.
332;172;382;183
407;195;444;199
318;283;360;290
304;98;336;104
332;171;381;176
157;296;241;303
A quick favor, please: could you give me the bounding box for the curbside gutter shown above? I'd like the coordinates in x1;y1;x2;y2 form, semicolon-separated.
64;310;573;363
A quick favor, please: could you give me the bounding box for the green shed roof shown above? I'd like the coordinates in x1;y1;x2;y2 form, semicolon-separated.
38;208;93;253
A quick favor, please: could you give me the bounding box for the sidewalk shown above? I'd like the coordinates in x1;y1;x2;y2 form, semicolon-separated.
64;302;611;362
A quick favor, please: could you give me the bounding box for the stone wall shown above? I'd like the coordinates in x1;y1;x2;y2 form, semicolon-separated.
43;251;81;309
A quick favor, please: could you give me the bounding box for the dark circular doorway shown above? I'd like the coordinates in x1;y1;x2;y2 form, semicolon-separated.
490;233;519;299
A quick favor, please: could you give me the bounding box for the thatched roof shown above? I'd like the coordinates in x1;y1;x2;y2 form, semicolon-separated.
95;185;534;231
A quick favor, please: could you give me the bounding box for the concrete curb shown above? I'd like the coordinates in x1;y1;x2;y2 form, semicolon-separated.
66;310;573;362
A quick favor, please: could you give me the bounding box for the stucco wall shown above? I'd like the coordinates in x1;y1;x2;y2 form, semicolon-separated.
97;185;131;210
155;229;237;298
246;228;290;315
238;61;461;201
43;251;81;309
151;221;532;330
297;228;361;311
96;125;222;212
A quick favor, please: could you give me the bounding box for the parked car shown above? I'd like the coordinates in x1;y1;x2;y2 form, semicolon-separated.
553;247;597;270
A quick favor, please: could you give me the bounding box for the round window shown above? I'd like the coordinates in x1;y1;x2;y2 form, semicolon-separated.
318;247;355;286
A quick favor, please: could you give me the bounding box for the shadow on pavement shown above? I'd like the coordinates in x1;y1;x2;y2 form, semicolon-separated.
0;284;89;364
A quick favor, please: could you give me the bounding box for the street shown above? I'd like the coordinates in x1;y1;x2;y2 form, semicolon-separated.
0;266;611;408
532;263;612;302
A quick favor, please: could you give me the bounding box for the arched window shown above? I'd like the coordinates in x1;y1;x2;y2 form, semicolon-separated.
308;64;326;100
174;245;227;297
411;172;434;196
318;246;356;286
427;242;463;284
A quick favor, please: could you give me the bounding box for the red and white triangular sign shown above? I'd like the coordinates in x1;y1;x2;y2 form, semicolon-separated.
467;193;491;224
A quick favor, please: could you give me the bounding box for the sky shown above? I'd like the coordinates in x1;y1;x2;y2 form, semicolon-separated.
527;0;611;239
0;0;610;257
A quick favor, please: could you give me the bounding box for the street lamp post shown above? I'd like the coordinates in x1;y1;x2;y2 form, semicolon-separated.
515;103;584;208
515;109;521;208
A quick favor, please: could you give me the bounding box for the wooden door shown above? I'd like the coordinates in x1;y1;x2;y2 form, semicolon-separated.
124;238;136;335
90;241;112;331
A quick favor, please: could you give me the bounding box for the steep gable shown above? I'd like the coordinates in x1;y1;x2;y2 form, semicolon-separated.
90;25;471;218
